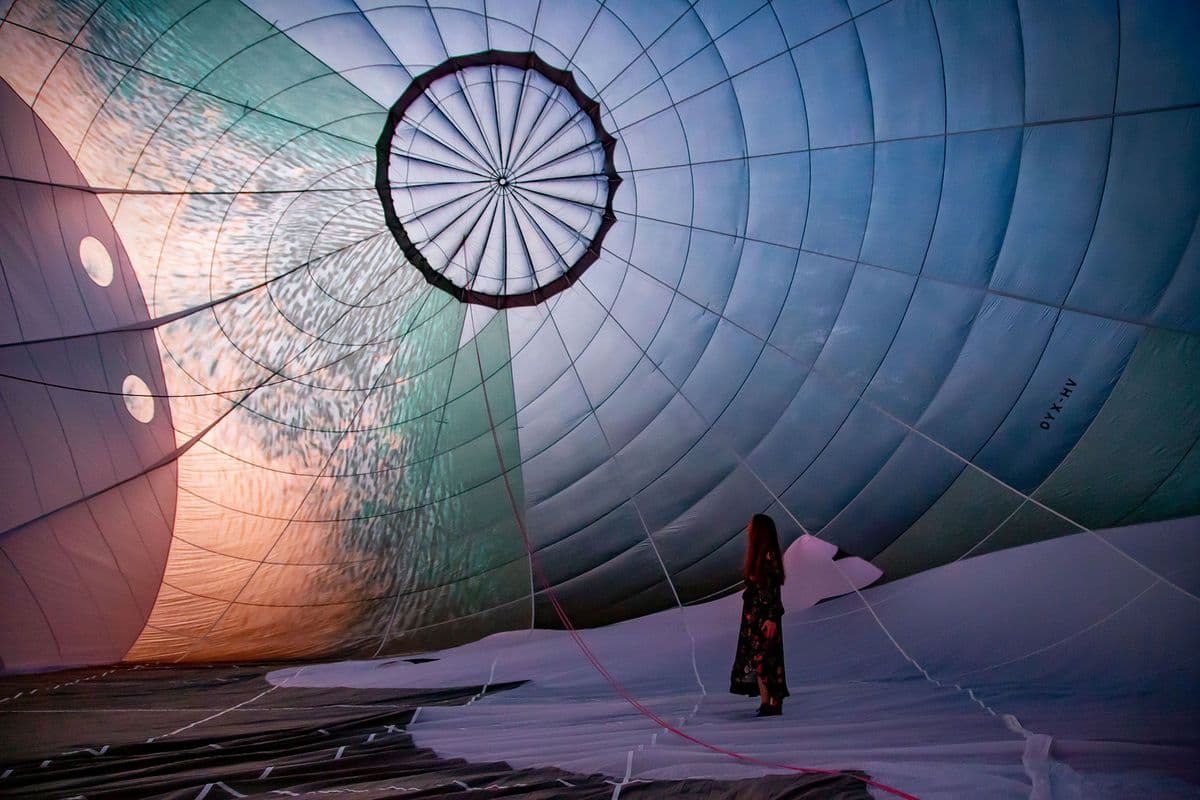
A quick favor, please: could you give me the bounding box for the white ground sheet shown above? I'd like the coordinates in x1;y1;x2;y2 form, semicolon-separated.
271;521;1200;799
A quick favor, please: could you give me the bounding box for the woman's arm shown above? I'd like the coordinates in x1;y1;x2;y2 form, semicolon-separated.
762;581;784;638
748;580;785;621
769;580;784;620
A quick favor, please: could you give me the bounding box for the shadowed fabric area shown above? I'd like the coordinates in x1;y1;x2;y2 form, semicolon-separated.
0;663;870;799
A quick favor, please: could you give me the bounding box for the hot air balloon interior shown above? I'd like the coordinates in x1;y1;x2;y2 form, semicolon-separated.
1;1;1198;798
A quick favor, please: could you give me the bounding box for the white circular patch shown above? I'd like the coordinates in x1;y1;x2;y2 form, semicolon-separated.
79;235;114;287
122;374;155;423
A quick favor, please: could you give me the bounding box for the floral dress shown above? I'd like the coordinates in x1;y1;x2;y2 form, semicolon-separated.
729;563;788;700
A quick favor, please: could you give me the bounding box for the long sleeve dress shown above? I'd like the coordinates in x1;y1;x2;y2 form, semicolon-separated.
729;564;789;700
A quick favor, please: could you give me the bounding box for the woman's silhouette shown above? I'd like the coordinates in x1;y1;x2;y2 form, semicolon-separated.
729;513;789;716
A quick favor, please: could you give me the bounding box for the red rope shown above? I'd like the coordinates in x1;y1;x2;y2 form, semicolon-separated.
467;328;920;800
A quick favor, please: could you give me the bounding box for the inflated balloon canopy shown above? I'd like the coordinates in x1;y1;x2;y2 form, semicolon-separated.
1;0;1198;687
4;3;1200;798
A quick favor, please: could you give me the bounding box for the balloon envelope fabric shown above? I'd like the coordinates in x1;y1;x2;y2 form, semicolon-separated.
0;2;1199;795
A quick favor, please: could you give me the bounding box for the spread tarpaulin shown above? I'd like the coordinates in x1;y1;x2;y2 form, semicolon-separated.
1;1;1199;798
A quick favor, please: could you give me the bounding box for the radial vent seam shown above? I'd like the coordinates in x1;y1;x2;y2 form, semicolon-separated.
376;50;623;309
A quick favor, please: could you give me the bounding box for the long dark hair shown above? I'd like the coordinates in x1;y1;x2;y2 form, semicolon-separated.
742;513;784;584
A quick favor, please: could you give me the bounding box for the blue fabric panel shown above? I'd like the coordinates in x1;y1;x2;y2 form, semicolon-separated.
533;500;641;587
746;153;809;248
603;53;669;122
1018;0;1118;122
696;0;763;40
608;76;678;139
990;120;1111;305
1115;0;1200;112
767;251;856;370
656;464;776;572
855;0;944;140
789;23;873;148
549;277;609;360
859;136;944;274
509;313;574;410
616;393;711;500
771;0;850;47
636;434;739;533
722;240;796;340
930;0;1024;132
603;0;687;45
973;312;1142;493
573;10;648;90
626;217;691;287
862;279;984;424
280;6;402;68
482;2;542;52
713;6;788;76
847;0;889;15
523;415;617;532
573;317;644;406
533;0;601;67
689;160;751;235
746;370;856;495
821;432;966;557
677;228;744;311
662;41;732;102
1150;217;1200;334
923;128;1022;286
731;54;809;156
672;498;808;590
611;267;676;350
917;295;1057;457
801;143;873;260
812;265;916;395
674;84;749;163
711;344;809;460
535;511;659;596
782;400;908;532
648;295;721;388
429;7;492;56
1068;108;1200;321
680;318;765;424
360;6;447;71
593;356;677;454
623;165;693;225
515;356;591;460
648;9;721;79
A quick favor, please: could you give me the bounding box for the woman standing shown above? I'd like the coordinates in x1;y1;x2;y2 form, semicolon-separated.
729;513;789;716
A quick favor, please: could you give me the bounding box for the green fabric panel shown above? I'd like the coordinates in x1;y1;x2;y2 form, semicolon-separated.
138;0;279;88
259;74;383;140
873;467;1023;580
973;501;1077;556
6;0;100;40
134;0;382;143
200;33;330;108
1119;436;1200;524
384;568;531;654
417;311;527;624
1020;328;1200;529
315;112;388;149
79;0;207;65
344;300;528;647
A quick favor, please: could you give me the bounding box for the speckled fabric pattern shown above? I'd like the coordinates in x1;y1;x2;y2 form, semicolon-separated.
730;576;788;701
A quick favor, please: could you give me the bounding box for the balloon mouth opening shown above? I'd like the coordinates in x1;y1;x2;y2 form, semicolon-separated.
376;50;623;310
